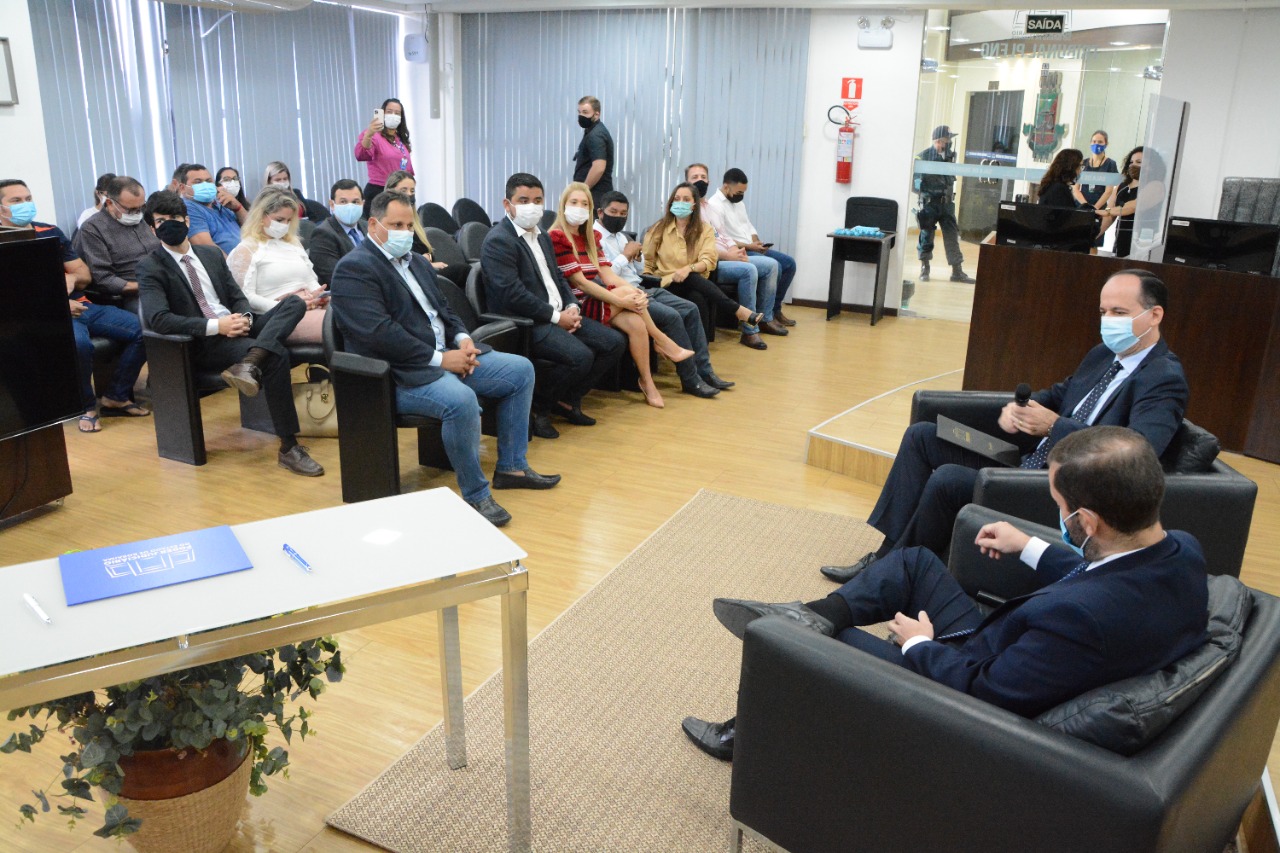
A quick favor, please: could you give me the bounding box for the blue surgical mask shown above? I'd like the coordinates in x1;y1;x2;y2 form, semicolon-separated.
1058;508;1091;558
333;203;362;227
670;201;694;219
381;227;414;258
1100;307;1152;354
191;182;217;204
6;201;36;226
1090;143;1106;156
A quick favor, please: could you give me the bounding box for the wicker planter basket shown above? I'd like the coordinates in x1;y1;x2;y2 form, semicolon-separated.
118;739;251;853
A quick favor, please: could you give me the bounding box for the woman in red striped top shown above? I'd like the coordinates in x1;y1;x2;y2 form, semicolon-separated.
549;182;693;408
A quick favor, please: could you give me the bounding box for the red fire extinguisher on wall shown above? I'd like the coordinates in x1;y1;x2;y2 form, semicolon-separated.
829;105;857;184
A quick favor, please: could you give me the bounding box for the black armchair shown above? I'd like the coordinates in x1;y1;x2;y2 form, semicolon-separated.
323;301;516;504
730;505;1280;853
457;221;490;263
418;202;460;235
911;389;1258;577
452;197;492;229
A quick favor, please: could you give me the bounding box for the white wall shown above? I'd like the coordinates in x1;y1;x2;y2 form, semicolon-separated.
0;2;56;222
1162;9;1280;219
399;13;465;209
792;9;925;310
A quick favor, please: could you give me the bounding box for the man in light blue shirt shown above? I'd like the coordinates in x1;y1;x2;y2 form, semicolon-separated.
176;163;246;255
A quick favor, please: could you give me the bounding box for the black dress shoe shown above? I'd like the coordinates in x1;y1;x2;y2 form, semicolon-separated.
530;413;559;439
468;495;512;527
277;445;324;477
555;404;596;426
493;468;561;490
759;319;789;336
682;716;735;761
712;598;834;641
739;332;767;350
701;371;735;390
221;362;262;397
681;381;719;398
774;308;797;327
820;551;880;583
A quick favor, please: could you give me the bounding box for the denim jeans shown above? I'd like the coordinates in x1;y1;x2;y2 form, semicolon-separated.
747;248;796;312
715;260;775;331
71;302;147;409
394;350;535;503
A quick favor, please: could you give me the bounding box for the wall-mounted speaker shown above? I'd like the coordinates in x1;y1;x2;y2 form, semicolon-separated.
404;33;429;64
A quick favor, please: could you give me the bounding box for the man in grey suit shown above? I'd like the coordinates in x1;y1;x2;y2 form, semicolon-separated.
308;179;368;286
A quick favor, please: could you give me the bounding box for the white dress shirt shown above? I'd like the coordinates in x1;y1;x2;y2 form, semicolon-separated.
593;222;644;286
705;188;758;244
162;243;231;336
509;215;563;323
374;239;468;368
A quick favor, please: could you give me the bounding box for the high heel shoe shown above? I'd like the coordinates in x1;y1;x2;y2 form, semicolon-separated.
746;311;764;327
640;380;666;409
656;340;695;363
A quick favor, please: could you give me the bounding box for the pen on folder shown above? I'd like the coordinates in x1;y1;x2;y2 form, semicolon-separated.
283;544;313;573
23;593;52;625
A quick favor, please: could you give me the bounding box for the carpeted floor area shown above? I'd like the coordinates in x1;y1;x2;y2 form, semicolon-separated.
327;490;881;852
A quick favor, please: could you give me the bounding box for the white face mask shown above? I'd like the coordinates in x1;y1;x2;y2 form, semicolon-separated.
264;219;289;240
511;203;543;230
564;207;590;226
271;180;291;190
383;113;402;130
117;210;144;227
221;180;241;197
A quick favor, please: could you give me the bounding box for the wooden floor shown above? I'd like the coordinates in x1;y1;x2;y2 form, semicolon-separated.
2;305;1278;851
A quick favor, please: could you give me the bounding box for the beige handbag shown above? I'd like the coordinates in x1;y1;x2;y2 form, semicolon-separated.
293;365;338;437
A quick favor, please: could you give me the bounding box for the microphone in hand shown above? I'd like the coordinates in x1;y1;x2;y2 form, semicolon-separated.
1015;383;1032;407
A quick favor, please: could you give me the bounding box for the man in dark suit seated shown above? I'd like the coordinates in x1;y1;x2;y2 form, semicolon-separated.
684;426;1209;759
330;192;559;527
480;172;625;439
822;269;1189;583
137;190;322;477
308;179;367;287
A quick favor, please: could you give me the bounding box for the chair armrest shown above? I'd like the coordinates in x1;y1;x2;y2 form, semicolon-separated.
948;503;1056;602
973;467;1059;528
732;617;1163;853
471;320;521;356
470;319;517;341
142;329;195;345
479;311;533;328
911;390;1016;440
330;350;390;380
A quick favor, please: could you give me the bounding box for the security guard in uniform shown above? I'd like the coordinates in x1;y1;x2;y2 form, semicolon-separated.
915;125;974;283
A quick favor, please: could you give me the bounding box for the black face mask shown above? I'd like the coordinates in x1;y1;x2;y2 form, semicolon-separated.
156;219;189;247
600;213;627;234
692;180;709;198
578;115;593;130
727;192;745;204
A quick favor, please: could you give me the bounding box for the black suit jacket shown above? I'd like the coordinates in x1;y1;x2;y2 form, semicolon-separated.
479;217;578;323
329;239;489;387
1032;340;1188;459
308;216;367;286
138;243;249;336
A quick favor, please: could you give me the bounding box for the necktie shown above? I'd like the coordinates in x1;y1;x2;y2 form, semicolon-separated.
1059;560;1090;582
348;227;361;246
181;256;217;320
1021;361;1123;469
933;559;1090;643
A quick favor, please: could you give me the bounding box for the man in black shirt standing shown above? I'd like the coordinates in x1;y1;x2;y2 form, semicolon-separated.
915;125;974;283
574;96;614;209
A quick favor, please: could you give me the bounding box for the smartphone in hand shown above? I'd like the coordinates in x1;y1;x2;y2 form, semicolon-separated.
373;108;384;124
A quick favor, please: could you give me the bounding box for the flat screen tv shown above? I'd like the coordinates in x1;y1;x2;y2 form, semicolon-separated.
1162;216;1280;276
0;234;83;442
995;202;1097;254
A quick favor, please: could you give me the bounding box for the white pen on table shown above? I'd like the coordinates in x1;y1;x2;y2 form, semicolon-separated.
283;543;313;573
23;593;52;625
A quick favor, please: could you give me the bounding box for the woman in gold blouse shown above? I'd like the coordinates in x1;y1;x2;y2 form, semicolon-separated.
643;182;763;347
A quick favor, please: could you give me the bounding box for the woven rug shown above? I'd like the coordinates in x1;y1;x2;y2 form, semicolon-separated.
327;490;880;852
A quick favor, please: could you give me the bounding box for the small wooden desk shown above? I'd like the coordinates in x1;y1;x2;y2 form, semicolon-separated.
826;231;897;325
0;488;533;852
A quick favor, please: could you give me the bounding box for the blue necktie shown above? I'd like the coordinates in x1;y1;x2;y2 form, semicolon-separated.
348;227;361;247
934;559;1090;642
1021;361;1123;469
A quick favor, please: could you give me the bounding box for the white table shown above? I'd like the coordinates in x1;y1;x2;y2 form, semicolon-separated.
0;488;532;852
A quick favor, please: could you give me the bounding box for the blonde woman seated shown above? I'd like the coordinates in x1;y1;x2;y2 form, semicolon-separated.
548;182;693;408
226;187;327;344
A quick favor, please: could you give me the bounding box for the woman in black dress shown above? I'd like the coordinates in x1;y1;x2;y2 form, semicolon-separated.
1102;147;1143;258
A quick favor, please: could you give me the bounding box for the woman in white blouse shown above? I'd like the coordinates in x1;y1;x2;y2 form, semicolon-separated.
227;187;328;343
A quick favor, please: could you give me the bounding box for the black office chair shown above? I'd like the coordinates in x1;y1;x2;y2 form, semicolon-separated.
452;197;491;229
539;208;558;232
458;221;490;263
302;198;330;224
910;390;1259;578
418;202;460;235
845;195;899;231
296;219;317;251
730;504;1280;853
423;227;470;269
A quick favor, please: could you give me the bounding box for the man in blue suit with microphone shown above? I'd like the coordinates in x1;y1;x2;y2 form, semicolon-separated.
684;426;1208;759
330;192;559;527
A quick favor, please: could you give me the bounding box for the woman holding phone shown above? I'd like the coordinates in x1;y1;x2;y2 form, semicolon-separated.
355;97;414;217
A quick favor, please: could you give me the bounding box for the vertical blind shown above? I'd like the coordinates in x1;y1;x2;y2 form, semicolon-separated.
460;8;810;249
28;0;397;235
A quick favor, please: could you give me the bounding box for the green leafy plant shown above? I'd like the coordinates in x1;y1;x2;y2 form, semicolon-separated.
1;637;343;838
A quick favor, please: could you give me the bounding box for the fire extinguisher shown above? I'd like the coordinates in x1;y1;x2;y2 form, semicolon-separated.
829;105;858;184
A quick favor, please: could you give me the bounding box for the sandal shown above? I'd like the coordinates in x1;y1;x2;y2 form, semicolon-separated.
77;414;102;433
100;402;151;418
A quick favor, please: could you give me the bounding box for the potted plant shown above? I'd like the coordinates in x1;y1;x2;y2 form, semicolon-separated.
2;636;343;851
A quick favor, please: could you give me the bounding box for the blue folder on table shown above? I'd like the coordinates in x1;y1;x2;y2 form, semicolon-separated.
58;525;253;606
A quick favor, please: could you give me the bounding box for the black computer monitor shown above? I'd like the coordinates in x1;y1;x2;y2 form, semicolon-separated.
1163;216;1280;276
995;202;1097;254
0;235;83;442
